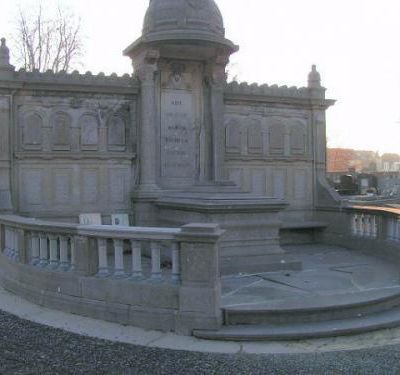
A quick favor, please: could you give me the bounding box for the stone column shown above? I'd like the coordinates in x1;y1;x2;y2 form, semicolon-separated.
208;56;229;182
0;39;14;211
175;223;224;335
0;95;13;212
134;50;160;192
308;65;331;207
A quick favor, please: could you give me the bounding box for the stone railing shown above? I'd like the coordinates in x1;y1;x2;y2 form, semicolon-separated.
351;213;379;239
0;215;223;335
348;206;400;242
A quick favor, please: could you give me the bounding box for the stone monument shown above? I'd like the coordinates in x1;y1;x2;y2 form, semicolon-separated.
0;0;334;274
124;0;302;273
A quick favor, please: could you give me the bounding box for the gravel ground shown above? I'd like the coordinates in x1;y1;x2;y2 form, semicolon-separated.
1;310;400;375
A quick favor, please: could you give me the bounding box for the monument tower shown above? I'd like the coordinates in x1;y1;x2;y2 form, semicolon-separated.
124;0;238;192
124;0;295;273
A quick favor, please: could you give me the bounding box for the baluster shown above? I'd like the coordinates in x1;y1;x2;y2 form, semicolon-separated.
59;236;69;271
130;239;143;279
352;215;358;236
70;237;76;271
371;216;378;239
113;239;126;279
7;227;15;259
3;226;9;256
39;233;49;267
31;232;40;265
4;227;13;258
356;215;362;236
13;229;19;262
171;242;180;283
361;215;367;237
97;238;110;277
387;218;395;241
48;234;59;269
365;216;371;237
150;241;162;281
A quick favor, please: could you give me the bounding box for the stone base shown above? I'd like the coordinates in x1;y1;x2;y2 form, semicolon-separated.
132;185;302;275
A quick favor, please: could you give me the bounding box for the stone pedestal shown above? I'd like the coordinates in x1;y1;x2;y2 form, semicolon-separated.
155;185;301;275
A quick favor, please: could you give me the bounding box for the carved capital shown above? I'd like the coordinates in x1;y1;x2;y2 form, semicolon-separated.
134;50;160;84
206;55;229;88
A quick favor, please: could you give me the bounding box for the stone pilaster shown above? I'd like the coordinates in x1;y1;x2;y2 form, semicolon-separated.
207;55;230;182
0;95;13;211
133;50;160;192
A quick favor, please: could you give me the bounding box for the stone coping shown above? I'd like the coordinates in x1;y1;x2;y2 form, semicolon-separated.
347;205;400;216
0;214;180;240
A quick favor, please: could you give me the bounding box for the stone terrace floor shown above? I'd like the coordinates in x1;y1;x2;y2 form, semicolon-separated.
222;244;400;308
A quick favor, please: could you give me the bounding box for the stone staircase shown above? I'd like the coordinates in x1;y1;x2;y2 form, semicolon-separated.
194;287;400;341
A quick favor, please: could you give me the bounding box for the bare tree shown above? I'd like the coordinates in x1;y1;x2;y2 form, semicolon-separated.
15;4;83;73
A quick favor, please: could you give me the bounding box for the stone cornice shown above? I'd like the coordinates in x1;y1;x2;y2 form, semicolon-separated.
14;151;136;162
224;81;335;109
0;69;140;95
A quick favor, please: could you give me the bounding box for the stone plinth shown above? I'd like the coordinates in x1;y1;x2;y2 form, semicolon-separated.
155;186;301;275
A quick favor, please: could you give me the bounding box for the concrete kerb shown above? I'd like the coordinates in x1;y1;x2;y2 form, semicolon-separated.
2;285;400;355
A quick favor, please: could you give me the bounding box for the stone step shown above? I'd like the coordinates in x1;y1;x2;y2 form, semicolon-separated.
193;304;400;341
223;287;400;325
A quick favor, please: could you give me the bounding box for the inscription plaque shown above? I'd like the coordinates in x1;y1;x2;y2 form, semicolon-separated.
161;90;195;178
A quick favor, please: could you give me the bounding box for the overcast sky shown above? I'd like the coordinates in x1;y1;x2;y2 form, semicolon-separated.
1;0;399;155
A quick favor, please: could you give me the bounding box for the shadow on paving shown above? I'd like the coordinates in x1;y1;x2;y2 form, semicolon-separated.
0;310;400;374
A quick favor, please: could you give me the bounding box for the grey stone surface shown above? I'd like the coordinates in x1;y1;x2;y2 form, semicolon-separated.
221;244;400;308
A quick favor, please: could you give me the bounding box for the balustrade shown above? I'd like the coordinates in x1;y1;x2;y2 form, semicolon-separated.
349;207;400;244
351;213;378;239
0;215;223;335
0;216;188;285
387;217;400;242
95;237;180;283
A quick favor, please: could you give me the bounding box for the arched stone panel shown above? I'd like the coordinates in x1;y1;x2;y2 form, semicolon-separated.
247;118;263;154
22;112;43;150
52;112;71;150
290;121;306;155
225;117;241;154
80;114;99;150
107;115;126;149
269;119;285;155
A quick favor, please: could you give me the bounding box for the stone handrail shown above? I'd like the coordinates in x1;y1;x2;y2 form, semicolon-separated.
0;215;224;334
0;214;182;280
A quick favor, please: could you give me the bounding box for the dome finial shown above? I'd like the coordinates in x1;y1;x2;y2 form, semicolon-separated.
0;37;15;78
308;64;321;88
0;38;12;68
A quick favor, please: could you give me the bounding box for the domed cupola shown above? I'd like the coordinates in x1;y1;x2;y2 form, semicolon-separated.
143;0;225;38
124;0;237;57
